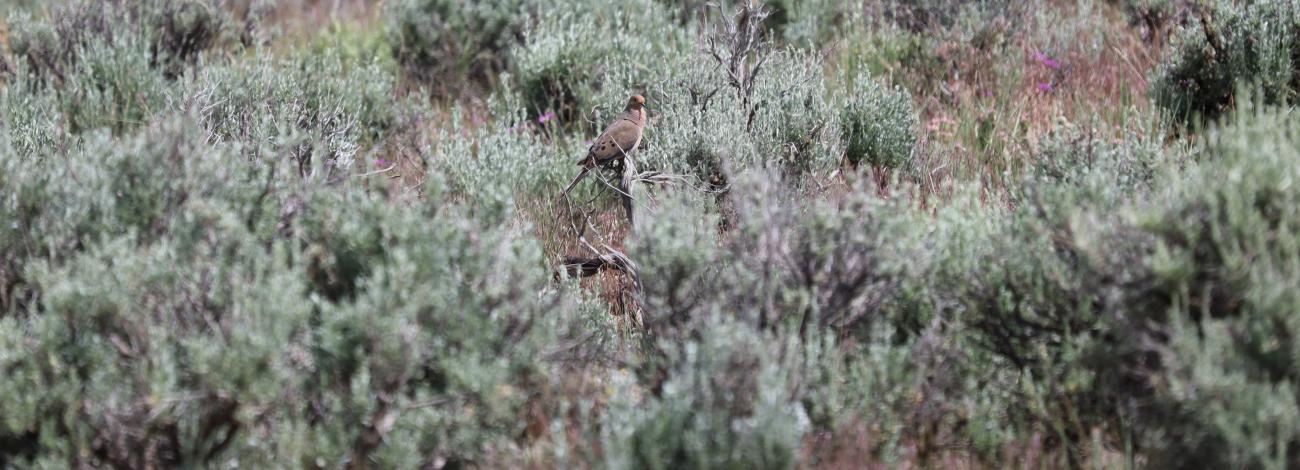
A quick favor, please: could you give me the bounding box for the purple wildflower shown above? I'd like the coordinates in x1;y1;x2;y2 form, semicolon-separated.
537;110;556;124
374;158;389;167
1037;82;1053;92
1033;51;1060;70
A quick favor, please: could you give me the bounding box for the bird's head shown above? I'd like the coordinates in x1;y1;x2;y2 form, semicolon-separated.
626;94;646;111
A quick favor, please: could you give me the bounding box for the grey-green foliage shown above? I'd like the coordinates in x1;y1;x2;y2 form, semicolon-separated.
4;0;252;136
8;0;244;81
0;122;248;316
57;32;172;135
902;100;1300;465
1151;0;1300;123
867;0;1013;32
510;1;840;178
386;0;533;88
840;71;917;170
753;51;842;177
427;106;574;217
602;172;1025;466
0;116;605;467
602;319;807;470
511;12;609;125
8;0;1300;467
1106;101;1300;468
184;47;398;170
8;13;171;135
509;0;691;130
625;49;842;184
631;172;902;341
598;178;900;469
766;0;851;46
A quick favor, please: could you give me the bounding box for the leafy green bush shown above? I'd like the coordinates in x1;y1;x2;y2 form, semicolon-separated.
7;1;1300;467
1151;0;1300;123
0;116;606;467
510;12;612;127
184;47;398;167
602;319;807;470
1102;101;1300;468
8;0;243;81
840;71;917;170
386;0;533;90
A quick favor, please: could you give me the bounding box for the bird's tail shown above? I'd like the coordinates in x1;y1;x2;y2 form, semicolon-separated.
561;166;591;195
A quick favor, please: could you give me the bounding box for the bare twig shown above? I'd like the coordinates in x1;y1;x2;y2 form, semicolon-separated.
702;0;773;130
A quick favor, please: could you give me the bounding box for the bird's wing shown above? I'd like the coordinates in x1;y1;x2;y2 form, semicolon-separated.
581;119;642;165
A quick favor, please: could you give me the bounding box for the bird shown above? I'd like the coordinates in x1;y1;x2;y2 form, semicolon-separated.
578;94;647;167
562;94;648;196
562;94;648;226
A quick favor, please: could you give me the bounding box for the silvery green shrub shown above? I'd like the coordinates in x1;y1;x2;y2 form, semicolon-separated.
511;12;612;127
8;0;245;82
1100;101;1300;468
183;47;398;171
509;0;691;131
1151;0;1300;123
0;114;606;466
386;0;533;89
601;319;808;470
840;71;917;170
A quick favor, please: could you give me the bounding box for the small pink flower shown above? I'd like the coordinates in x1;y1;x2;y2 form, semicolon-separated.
537;110;556;124
1033;51;1060;70
374;158;389;167
1036;82;1053;92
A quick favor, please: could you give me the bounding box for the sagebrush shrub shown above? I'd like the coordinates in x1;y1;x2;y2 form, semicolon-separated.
511;12;610;127
602;319;807;470
1107;101;1300;468
184;47;398;168
0;114;606;467
5;0;1300;467
8;0;242;82
509;0;691;132
1151;0;1300;123
386;0;533;90
840;71;917;170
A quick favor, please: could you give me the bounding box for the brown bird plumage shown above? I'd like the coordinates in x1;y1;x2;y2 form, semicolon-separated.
561;94;648;226
578;94;647;167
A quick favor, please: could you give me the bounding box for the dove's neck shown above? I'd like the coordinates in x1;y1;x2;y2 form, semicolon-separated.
620;108;645;127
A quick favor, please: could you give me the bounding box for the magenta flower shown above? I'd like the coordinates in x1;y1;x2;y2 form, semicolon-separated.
374;158;390;167
1037;82;1053;92
537;110;556;124
1033;51;1060;70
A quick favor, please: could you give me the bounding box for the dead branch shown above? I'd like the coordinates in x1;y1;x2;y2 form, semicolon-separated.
702;0;773;130
619;154;637;227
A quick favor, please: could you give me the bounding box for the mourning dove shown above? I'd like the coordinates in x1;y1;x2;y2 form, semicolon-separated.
561;94;648;196
578;94;647;167
561;94;647;226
